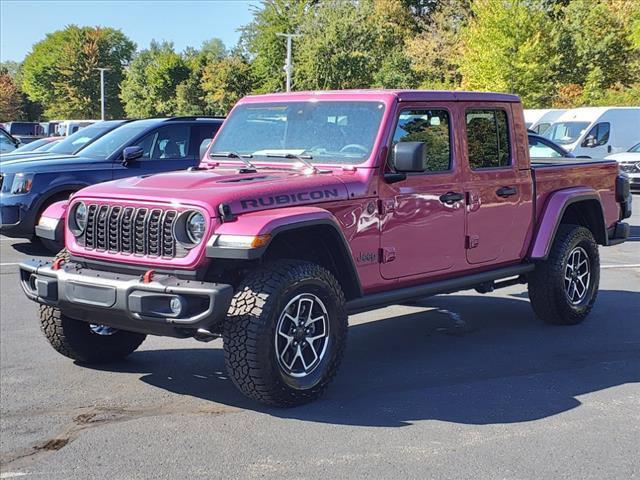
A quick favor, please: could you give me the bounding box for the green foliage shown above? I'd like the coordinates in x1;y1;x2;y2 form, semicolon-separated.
459;0;559;107
201;56;254;115
240;0;312;93
21;25;134;119
120;41;190;117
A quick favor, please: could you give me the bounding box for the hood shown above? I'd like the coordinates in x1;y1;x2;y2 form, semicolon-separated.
605;152;640;163
0;151;53;162
75;168;351;216
0;154;104;173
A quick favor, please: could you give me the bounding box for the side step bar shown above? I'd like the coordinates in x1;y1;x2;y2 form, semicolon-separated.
346;263;535;314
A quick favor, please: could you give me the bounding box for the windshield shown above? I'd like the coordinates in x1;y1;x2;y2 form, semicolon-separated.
48;122;120;155
629;143;640;153
210;101;385;165
78;122;153;159
13;138;51;152
543;121;590;145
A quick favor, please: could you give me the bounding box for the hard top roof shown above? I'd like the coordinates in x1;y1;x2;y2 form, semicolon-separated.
239;89;521;104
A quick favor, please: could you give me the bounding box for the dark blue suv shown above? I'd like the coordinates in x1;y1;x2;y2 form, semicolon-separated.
0;117;223;244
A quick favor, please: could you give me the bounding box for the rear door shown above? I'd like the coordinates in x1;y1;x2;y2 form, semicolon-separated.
379;103;466;279
462;105;533;265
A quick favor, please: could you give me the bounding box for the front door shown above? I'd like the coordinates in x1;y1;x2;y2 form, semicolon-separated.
113;124;197;179
462;106;533;265
379;105;466;280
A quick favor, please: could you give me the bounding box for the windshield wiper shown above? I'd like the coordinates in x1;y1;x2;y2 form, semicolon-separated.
265;152;319;174
210;151;257;172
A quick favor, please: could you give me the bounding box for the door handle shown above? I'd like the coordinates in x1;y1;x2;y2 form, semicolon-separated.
439;191;464;204
496;186;518;198
607;145;612;153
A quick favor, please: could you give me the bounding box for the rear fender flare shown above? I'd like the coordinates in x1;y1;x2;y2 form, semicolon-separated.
529;188;606;260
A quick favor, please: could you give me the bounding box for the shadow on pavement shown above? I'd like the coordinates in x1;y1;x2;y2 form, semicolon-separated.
89;290;640;427
11;240;55;258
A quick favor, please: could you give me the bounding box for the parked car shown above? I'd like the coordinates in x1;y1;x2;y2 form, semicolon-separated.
543;107;640;158
0;120;129;162
1;117;223;247
524;108;566;134
0;127;20;153
11;136;62;154
528;133;574;159
4;121;44;144
606;142;640;191
22;90;631;407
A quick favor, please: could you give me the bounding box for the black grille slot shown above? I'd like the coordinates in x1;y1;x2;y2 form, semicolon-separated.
162;210;177;257
84;204;98;249
147;209;162;257
133;208;148;255
120;207;134;254
79;204;184;258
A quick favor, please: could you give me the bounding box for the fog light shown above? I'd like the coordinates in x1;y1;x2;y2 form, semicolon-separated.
169;296;185;316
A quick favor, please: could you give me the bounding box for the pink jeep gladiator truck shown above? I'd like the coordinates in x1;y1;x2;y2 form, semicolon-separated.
20;90;632;407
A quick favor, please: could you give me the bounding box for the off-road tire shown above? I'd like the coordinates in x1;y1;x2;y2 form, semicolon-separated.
39;249;146;363
223;260;348;407
528;224;600;325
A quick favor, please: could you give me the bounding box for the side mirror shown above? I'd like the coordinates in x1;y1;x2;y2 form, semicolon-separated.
393;142;427;173
584;136;597;148
199;138;212;160
122;146;144;165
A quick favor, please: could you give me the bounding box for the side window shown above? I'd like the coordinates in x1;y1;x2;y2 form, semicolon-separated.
390;109;451;172
582;122;610;147
147;125;190;160
132;130;157;160
466;109;511;169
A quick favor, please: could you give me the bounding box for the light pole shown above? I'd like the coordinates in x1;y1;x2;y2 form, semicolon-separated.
95;67;110;120
276;33;300;92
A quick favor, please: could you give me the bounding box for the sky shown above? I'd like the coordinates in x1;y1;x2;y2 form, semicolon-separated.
0;0;257;62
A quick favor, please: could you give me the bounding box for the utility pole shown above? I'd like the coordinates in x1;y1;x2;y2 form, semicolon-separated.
276;33;300;92
95;68;110;120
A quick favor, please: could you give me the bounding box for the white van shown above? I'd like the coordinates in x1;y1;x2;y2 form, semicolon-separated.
54;120;99;136
543;107;640;158
524;109;566;134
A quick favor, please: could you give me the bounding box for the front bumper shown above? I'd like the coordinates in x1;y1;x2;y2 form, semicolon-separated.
19;259;233;338
0;194;39;238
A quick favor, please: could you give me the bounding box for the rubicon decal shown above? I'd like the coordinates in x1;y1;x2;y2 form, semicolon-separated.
240;189;340;210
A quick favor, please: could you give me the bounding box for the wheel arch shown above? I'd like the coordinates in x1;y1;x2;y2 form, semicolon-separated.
206;207;362;301
530;189;607;260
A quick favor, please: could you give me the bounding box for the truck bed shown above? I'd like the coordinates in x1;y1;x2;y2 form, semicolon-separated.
531;159;620;231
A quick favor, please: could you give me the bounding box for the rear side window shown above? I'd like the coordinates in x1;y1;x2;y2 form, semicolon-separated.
582;122;610;147
466;109;511;169
390;109;451;172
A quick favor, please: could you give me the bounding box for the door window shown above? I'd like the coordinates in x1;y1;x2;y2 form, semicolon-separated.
466;109;511;169
190;124;220;157
390;109;451;172
582;122;610;147
136;125;190;160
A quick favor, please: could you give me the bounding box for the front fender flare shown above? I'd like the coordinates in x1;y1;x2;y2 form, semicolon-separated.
34;199;69;242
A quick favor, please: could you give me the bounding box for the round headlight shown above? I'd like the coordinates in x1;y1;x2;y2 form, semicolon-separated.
186;212;205;244
73;202;88;235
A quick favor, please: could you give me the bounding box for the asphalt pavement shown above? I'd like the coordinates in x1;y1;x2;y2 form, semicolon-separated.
1;199;638;479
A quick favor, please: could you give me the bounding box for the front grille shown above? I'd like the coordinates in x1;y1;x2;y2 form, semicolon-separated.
82;204;181;258
620;162;640;174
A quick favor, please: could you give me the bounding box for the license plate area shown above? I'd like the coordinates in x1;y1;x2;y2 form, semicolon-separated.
66;281;116;307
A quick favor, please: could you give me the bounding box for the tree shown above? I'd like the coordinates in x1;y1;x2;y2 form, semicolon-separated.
0;69;24;121
240;0;312;93
554;0;636;93
201;56;254;116
177;38;227;115
120;41;190;117
294;1;382;90
459;0;559;107
405;0;472;88
21;25;134;119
